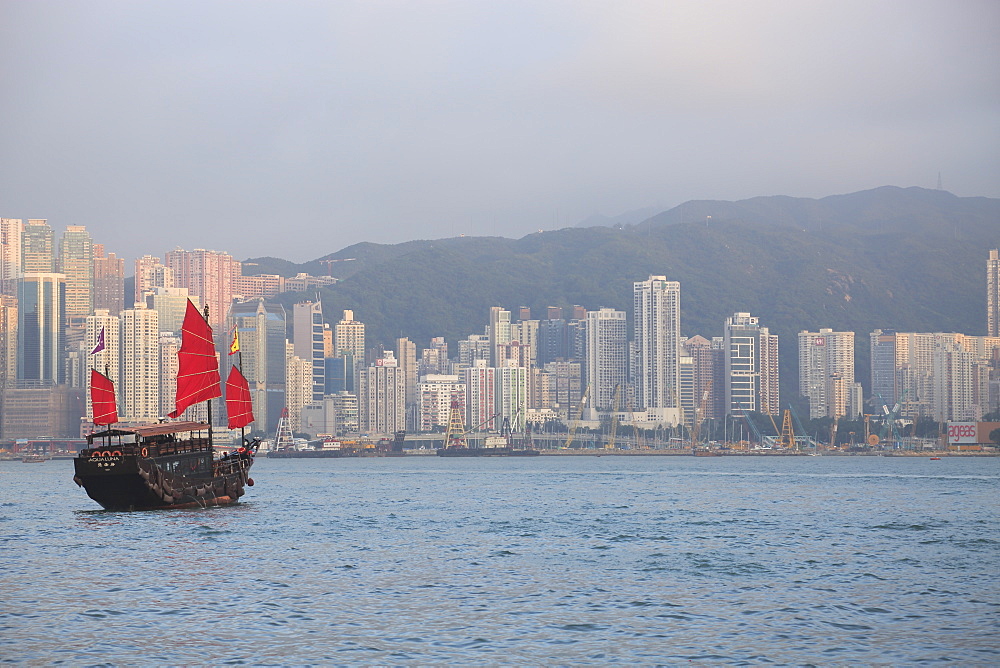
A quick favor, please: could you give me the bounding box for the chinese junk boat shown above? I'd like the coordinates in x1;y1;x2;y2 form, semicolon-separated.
74;301;260;511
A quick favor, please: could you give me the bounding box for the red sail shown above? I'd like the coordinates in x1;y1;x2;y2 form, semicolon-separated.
225;365;255;430
168;300;222;418
90;369;118;426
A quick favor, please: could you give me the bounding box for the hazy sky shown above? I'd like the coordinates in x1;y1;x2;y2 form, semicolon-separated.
1;1;997;265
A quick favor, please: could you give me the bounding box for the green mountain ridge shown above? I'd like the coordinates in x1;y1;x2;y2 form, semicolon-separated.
245;186;997;402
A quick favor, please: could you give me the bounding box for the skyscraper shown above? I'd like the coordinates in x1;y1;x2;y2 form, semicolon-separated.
723;312;779;416
92;244;125;315
228;298;287;434
293;301;325;401
21;220;55;273
585;307;627;413
0;218;22;295
135;255;174;303
59;225;94;322
989;249;1000;337
17;273;66;384
285;344;313;432
683;334;722;421
396;336;418;409
489;306;511;366
358;350;405;435
418;374;465;432
119;305;160;421
0;295;16;388
165;248;240;328
798;329;857;419
633;276;681;415
334;309;365;361
85;310;120;422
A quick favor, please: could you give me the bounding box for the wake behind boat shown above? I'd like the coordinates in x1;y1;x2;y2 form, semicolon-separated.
74;300;260;511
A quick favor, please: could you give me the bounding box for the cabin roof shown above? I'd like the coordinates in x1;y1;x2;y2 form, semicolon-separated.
90;422;211;439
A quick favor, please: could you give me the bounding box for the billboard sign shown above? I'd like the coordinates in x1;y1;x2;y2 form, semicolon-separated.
947;422;978;445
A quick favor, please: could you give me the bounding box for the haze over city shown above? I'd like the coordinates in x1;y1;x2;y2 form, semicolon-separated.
2;0;998;265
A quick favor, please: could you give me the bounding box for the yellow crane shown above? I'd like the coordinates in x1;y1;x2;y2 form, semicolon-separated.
777;409;797;449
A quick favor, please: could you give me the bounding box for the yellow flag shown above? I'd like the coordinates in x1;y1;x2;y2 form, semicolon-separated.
229;327;240;355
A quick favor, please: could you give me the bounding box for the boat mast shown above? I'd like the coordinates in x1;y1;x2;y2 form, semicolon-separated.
204;302;213;441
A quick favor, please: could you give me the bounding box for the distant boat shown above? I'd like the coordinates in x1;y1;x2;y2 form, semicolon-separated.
21;454;47;463
930;456;942;460
73;300;261;511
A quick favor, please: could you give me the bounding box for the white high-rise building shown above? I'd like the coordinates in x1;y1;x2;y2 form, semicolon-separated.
489;306;511;366
135;255;174;303
723;312;779;416
334;309;365;370
159;332;185;419
85;310;120;421
293;301;325;401
119;304;160;421
932;342;988;423
358;350;405;435
585;307;628;414
464;360;498;431
0;295;16;388
0;218;22;294
396;337;418;408
872;330;1000;420
285;346;313;433
496;360;529;431
798;329;858;419
989;249;1000;338
510;319;539;367
633;276;681;413
418;374;465;432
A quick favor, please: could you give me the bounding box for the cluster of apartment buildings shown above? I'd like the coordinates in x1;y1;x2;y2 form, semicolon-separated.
0;219;334;438
1;217;998;442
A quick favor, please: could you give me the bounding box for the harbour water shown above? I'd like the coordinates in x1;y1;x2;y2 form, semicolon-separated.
2;455;998;664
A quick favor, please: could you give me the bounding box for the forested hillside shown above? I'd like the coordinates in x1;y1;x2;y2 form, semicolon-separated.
245;187;997;401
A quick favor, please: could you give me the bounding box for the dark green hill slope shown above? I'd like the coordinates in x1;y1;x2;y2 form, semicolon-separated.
260;187;995;402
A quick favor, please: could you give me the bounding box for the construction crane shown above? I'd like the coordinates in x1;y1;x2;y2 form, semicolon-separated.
777;409;797;449
319;257;357;276
738;404;764;446
876;397;903;449
564;385;590;449
788;404;812;448
606;384;622;450
691;380;713;447
442;400;467;448
627;393;643;450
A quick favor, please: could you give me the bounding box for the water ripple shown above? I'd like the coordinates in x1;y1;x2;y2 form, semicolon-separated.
2;455;997;664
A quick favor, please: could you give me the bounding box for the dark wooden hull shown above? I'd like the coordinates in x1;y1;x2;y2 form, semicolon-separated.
74;433;254;511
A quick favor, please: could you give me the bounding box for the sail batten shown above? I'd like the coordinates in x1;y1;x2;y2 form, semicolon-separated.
168;300;222;419
225;366;255;430
90;369;118;426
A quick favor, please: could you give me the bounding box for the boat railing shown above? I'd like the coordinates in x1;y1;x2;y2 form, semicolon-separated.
82;436;212;458
213;456;249;477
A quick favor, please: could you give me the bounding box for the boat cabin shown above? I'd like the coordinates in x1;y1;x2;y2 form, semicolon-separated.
84;422;213;459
